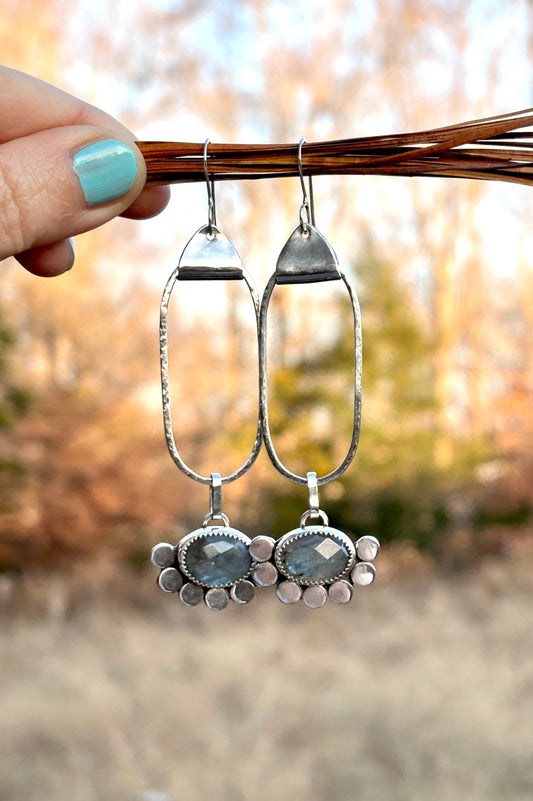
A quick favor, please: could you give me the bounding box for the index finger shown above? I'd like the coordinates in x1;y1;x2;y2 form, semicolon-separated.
0;67;170;224
0;66;135;142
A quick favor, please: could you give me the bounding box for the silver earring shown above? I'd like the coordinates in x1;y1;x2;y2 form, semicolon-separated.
255;138;379;608
150;140;262;611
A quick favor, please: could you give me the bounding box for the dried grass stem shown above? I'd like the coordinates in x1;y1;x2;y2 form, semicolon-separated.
137;107;533;187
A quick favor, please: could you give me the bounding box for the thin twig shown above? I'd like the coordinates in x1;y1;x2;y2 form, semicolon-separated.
137;107;533;187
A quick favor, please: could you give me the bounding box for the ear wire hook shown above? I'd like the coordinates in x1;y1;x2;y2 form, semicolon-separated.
203;138;217;233
298;137;316;232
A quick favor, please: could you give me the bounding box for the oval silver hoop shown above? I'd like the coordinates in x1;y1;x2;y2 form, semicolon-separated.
160;223;262;485
259;230;362;486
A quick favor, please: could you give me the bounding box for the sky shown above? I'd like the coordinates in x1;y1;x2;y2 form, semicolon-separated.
7;0;533;296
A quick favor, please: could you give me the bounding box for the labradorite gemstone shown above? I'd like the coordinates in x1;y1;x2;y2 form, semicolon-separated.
181;530;253;588
277;529;353;585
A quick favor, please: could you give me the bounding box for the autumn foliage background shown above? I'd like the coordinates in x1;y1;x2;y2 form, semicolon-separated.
1;0;532;578
1;2;533;800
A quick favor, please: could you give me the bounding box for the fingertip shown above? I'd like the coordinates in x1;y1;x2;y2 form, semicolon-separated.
120;184;171;220
16;237;75;277
1;127;166;266
73;137;146;208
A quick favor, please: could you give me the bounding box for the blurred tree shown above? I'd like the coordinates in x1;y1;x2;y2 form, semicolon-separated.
1;0;532;575
370;0;532;477
264;247;441;539
0;317;31;431
261;241;518;557
0;310;31;537
2;0;65;81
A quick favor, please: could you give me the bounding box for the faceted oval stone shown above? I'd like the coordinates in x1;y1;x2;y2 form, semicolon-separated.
275;526;355;586
178;527;253;588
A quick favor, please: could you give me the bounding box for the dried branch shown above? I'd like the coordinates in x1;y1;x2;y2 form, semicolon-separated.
137;108;533;187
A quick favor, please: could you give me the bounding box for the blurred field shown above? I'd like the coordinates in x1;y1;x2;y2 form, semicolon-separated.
1;550;533;801
1;4;533;800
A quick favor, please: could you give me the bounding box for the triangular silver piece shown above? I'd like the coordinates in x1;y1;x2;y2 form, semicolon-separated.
178;224;243;280
275;224;341;284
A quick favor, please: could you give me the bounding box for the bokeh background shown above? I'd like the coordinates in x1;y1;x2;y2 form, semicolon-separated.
1;1;533;799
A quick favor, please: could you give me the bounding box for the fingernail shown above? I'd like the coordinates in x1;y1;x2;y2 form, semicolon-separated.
73;139;138;206
66;237;75;271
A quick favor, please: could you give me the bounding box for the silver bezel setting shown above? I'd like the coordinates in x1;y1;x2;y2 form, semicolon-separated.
274;525;356;586
177;525;254;589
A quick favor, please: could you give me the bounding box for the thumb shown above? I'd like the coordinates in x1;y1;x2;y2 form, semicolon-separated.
0;126;147;274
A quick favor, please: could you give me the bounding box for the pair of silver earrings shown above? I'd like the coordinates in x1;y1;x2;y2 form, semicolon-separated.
151;140;379;610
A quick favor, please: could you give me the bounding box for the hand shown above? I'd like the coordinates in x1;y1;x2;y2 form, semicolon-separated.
0;67;170;277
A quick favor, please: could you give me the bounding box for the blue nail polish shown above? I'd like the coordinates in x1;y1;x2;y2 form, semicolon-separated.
73;139;138;206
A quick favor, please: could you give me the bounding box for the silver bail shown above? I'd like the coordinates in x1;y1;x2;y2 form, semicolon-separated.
307;471;320;515
202;472;229;527
210;472;223;517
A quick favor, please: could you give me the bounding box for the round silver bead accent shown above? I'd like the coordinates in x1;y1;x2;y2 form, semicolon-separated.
328;579;353;604
151;542;175;569
249;535;276;562
276;581;302;605
157;567;183;593
356;535;380;562
205;587;230;611
302;585;328;609
179;582;204;607
252;562;278;587
351;561;376;586
230;580;255;604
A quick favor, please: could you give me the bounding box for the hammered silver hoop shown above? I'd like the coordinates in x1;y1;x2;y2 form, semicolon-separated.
258;138;361;487
160;141;262;486
259;270;361;486
160;240;262;485
258;234;362;485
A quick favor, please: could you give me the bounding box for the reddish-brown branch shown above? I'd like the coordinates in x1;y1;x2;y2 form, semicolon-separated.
137;107;533;187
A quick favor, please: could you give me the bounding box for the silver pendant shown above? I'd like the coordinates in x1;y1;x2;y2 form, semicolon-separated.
152;139;381;612
248;489;380;608
252;140;377;608
152;141;262;611
152;519;257;611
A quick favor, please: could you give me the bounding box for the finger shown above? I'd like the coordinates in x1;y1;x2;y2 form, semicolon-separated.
16;238;75;278
0;66;136;142
121;184;171;220
15;188;172;276
1;68;170;224
0;126;146;261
